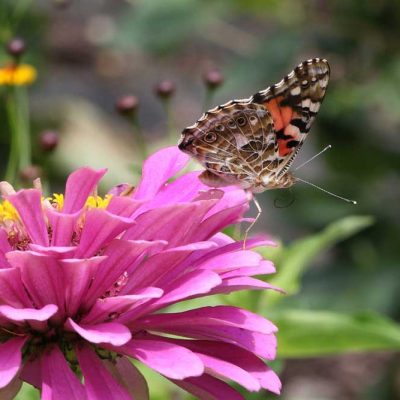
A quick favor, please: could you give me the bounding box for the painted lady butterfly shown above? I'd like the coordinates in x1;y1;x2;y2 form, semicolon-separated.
178;58;330;195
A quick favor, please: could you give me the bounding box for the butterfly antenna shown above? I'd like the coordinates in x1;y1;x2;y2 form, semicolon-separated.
295;177;357;204
243;195;262;249
294;145;332;171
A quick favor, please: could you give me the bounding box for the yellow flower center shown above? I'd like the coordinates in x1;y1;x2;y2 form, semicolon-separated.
0;194;113;225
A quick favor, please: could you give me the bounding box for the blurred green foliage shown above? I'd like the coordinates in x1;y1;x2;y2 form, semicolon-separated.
1;0;399;399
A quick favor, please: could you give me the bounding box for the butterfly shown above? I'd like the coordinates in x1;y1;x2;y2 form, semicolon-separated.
178;58;333;242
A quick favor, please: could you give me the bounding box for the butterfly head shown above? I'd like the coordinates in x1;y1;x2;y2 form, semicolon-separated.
252;171;296;193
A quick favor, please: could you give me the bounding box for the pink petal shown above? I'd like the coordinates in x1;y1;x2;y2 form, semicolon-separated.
138;306;277;334
75;208;134;258
106;196;143;218
168;339;281;394
212;277;283;295
151;270;221;309
67;318;131;346
0;268;32;308
63;167;107;214
123;200;218;248
197;250;263;273
82;288;163;325
41;345;86;400
7;251;64;311
83;239;165;307
0;304;57;322
193;204;247;242
104;357;149;400
135;171;207;215
119;339;203;380
76;345;132;400
134;146;189;200
172;374;244;400
0;337;26;388
28;244;77;258
7;189;49;246
0;229;11;268
61;257;106;316
123;242;216;294
221;260;276;278
204;187;248;219
196;353;260;391
20;357;41;389
46;208;80;247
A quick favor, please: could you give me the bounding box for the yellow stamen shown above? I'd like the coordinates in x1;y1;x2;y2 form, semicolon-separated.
0;193;113;224
0;200;20;223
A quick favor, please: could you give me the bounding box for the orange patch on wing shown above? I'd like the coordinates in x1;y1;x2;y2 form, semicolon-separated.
278;140;292;157
264;97;293;131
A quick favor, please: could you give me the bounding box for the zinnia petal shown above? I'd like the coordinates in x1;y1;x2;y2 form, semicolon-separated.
41;346;86;400
76;345;132;400
0;337;26;388
119;339;204;380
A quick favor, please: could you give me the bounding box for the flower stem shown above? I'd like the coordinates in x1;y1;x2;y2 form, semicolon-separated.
4;92;19;183
131;114;147;162
15;86;31;169
4;85;31;185
162;99;176;143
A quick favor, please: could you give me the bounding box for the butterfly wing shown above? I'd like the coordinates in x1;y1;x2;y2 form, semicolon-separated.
251;58;330;177
179;100;277;189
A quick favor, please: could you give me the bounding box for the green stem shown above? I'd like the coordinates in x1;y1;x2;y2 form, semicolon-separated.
4;85;31;185
204;88;216;110
15;85;31;169
163;99;176;143
131;114;147;163
4;92;19;183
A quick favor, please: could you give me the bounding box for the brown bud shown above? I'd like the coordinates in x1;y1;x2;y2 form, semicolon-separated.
6;38;26;59
20;165;42;182
52;0;73;8
155;80;175;99
203;69;224;89
39;130;59;152
115;95;139;116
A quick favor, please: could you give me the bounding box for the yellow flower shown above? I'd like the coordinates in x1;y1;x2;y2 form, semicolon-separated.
0;63;37;86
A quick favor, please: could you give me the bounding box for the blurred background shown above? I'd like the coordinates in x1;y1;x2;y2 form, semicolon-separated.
1;1;400;399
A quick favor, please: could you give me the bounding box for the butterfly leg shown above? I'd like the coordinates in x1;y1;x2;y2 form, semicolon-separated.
243;195;262;249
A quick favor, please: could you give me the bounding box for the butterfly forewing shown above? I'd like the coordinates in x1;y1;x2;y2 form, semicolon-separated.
251;58;330;177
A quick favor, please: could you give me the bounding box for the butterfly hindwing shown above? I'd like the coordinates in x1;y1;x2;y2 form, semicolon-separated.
251;58;330;175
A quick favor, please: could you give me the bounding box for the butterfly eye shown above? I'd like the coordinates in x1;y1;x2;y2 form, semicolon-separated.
227;120;237;129
236;116;247;126
204;132;217;143
215;124;225;132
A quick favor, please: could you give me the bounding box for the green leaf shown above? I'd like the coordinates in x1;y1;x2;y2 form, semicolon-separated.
273;309;400;358
258;215;374;305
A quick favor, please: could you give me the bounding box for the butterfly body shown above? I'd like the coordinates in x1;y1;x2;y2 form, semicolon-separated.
178;58;330;193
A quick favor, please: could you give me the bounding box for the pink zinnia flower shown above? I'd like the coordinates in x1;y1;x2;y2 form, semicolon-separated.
0;147;281;399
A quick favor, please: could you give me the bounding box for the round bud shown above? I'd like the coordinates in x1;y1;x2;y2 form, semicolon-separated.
6;38;26;59
39;130;59;152
155;80;175;99
203;69;224;89
20;165;42;182
115;95;139;116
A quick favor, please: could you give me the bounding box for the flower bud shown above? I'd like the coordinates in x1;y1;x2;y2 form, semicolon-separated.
115;95;139;116
39;130;59;152
155;80;175;99
6;38;26;59
203;69;224;89
20;165;42;182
